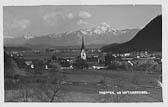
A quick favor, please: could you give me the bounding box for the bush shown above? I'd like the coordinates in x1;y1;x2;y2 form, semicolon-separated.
4;78;21;90
132;60;162;73
107;61;130;71
107;60;162;73
107;59;162;73
49;62;61;72
73;59;89;69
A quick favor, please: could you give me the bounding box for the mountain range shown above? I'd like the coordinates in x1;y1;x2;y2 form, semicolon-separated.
4;23;139;48
102;15;162;52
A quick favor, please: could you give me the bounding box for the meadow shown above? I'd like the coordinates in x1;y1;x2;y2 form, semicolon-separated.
5;69;162;102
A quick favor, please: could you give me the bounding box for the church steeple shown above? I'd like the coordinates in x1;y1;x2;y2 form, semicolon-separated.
80;36;86;60
81;36;84;50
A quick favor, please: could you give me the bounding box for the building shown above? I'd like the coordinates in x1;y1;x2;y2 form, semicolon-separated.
80;36;86;60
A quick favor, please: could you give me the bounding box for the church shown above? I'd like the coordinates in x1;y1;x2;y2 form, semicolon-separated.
80;36;86;60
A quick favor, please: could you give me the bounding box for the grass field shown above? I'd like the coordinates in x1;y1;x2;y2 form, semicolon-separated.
5;69;162;102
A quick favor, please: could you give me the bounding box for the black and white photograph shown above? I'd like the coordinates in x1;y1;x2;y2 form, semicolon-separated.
3;4;163;103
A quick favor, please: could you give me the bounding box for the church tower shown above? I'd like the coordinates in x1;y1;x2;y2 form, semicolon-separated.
81;36;86;60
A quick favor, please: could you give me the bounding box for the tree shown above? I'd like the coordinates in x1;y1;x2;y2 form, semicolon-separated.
51;55;57;60
73;59;89;69
34;60;45;69
60;61;70;67
105;54;116;65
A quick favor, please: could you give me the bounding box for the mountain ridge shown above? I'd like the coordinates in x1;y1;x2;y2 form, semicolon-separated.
102;15;162;53
4;23;140;47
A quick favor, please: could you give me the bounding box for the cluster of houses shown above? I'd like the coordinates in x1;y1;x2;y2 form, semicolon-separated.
7;50;162;71
6;36;162;71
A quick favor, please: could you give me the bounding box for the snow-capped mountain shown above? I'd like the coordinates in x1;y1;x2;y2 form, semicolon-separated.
93;23;117;34
72;23;117;36
23;32;35;40
4;23;140;47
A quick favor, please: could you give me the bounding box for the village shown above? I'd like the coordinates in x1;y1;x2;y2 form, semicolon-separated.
5;36;162;74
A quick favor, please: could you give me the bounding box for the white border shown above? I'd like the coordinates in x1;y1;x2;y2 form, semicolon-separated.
0;0;166;5
0;0;168;107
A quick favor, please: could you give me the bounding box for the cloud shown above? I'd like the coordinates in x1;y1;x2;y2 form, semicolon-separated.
11;19;31;30
43;12;74;26
43;12;62;20
42;12;62;25
66;13;74;19
4;36;15;39
3;19;31;38
79;11;92;19
77;19;89;25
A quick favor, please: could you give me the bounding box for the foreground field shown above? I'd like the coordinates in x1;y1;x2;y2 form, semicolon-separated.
5;69;162;102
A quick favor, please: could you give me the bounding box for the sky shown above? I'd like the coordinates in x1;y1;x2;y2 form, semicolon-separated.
3;5;161;38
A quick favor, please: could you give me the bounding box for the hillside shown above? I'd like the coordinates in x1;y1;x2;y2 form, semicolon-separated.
4;47;32;52
102;15;162;53
4;52;26;77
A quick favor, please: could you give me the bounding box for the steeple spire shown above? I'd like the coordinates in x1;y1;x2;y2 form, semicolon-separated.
81;36;84;50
